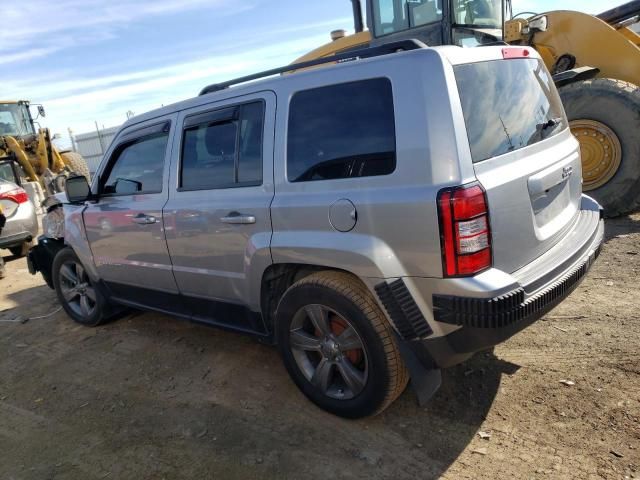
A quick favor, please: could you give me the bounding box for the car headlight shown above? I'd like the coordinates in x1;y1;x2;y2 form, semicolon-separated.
42;199;65;239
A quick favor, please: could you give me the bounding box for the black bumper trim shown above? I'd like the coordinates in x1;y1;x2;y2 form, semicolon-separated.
375;279;433;340
27;236;65;289
433;244;601;329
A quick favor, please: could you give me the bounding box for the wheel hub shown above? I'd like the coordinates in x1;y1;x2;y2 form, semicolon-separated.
321;337;341;361
570;119;622;191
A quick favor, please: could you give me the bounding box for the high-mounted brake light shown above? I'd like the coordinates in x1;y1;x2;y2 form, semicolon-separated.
437;184;492;277
0;187;29;204
502;47;531;59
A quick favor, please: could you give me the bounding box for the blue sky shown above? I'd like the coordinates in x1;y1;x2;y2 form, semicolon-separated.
1;0;627;144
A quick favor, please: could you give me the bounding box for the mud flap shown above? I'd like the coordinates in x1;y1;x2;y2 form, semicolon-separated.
394;332;442;407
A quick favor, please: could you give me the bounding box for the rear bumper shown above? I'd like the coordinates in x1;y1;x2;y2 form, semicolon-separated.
0;201;38;248
378;194;604;369
0;231;34;249
432;237;601;357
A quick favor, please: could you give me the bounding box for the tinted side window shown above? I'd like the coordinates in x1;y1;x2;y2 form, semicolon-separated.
102;132;168;195
238;102;264;184
287;78;396;183
181;101;264;190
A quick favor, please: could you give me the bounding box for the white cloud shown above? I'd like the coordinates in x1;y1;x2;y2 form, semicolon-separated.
0;0;253;53
1;0;352;140
21;32;332;137
0;46;62;66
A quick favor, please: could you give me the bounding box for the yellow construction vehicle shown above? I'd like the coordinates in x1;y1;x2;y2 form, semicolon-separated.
0;100;89;196
297;0;640;216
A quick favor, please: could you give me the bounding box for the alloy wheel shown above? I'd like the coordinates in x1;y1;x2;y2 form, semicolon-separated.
289;304;368;400
58;260;97;319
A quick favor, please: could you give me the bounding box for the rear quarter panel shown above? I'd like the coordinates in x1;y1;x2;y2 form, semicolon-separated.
269;49;474;280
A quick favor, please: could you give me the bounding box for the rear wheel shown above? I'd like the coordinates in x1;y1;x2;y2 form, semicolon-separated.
52;247;108;326
60;151;91;182
560;78;640;217
276;271;408;418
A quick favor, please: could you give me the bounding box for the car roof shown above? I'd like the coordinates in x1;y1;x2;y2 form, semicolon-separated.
119;44;538;132
119;46;450;130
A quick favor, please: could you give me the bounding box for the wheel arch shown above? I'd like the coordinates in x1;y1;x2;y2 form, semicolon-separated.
260;263;374;337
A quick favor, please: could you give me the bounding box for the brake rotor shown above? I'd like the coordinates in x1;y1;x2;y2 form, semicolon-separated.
329;314;362;365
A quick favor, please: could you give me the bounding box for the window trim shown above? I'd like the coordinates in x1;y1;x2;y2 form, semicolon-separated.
99;121;171;197
286;77;397;184
178;99;266;193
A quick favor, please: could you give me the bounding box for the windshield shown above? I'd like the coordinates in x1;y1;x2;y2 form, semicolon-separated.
0;103;35;137
373;0;443;36
451;0;502;27
0;162;17;184
372;0;503;37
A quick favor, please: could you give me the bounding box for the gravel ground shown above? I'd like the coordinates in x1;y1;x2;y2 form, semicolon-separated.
0;214;638;480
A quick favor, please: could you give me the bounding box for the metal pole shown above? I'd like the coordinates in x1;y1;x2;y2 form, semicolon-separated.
68;128;77;152
95;120;106;154
351;0;364;32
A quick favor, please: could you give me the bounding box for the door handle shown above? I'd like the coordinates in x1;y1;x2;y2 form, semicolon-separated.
131;213;157;225
220;212;256;224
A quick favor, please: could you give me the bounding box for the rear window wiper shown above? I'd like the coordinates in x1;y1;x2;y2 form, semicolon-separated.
540;117;564;137
541;117;563;131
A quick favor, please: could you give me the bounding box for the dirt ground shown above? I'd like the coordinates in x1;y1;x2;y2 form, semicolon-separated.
0;215;638;480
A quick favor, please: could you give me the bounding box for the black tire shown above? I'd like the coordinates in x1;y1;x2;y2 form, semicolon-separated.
559;78;640;217
52;247;109;326
9;240;32;258
276;271;409;418
60;151;91;182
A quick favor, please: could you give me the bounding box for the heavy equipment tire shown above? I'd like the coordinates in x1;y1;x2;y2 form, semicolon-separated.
275;271;409;418
9;240;33;258
60;151;91;182
560;78;640;217
52;247;109;327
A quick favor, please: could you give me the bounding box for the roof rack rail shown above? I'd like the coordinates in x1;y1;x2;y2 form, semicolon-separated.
199;39;427;96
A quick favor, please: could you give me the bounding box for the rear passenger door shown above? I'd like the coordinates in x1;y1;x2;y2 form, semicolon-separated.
164;92;275;316
84;117;179;308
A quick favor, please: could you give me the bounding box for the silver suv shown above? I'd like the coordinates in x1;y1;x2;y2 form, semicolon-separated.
28;42;604;418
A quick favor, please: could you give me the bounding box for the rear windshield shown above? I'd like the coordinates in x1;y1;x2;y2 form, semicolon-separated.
454;58;567;163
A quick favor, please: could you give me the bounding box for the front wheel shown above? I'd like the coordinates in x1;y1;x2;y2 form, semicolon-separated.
276;271;408;418
52;247;108;326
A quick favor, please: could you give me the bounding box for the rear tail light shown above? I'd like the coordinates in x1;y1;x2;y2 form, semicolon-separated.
437;183;492;277
0;187;29;204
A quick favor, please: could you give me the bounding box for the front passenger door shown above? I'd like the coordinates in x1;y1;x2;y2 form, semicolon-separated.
84;118;179;309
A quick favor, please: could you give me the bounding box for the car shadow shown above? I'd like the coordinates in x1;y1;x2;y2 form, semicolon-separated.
1;280;514;478
604;214;640;242
2;252;26;264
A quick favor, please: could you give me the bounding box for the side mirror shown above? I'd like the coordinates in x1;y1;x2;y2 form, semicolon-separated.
65;175;91;204
37;105;46;118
